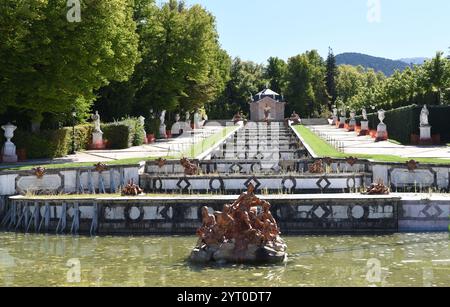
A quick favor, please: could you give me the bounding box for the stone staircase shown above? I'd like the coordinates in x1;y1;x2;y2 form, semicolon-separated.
210;121;307;161
141;121;370;194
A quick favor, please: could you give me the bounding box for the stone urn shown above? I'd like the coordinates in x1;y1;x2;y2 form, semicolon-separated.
1;123;18;163
376;109;388;142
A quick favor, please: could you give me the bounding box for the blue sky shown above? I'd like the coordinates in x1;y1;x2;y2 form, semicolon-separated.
179;0;450;63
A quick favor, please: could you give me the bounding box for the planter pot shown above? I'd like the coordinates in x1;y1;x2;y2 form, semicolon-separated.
432;134;441;145
147;134;156;144
166;131;172;139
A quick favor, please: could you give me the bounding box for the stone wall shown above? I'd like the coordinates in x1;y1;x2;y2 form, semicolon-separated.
141;173;367;194
4;194;448;235
0;165;140;196
371;163;449;191
0;195;402;235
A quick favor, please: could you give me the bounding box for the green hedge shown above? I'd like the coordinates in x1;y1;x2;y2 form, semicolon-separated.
121;117;145;146
66;124;94;152
12;129;71;159
0;118;147;160
356;104;450;144
102;123;130;149
0;124;95;159
102;117;146;149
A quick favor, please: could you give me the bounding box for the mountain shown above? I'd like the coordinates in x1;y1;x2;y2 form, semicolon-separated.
398;57;429;65
335;52;411;76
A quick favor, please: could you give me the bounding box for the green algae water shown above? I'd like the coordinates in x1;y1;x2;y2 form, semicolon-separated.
0;233;448;287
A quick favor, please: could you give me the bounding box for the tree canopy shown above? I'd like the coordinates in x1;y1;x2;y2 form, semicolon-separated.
335;52;450;111
0;0;140;128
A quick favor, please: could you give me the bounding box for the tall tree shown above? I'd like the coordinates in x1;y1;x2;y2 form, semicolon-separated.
325;47;337;110
422;51;449;104
0;0;140;130
335;65;366;105
264;57;287;94
133;0;228;117
208;58;266;119
285;51;327;117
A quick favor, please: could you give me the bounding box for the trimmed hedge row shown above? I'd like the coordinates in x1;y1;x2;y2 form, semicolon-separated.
355;104;450;144
102;117;146;149
14;129;71;159
102;124;130;149
0;117;146;159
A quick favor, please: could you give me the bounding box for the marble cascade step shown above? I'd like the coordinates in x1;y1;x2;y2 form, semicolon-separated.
214;123;305;161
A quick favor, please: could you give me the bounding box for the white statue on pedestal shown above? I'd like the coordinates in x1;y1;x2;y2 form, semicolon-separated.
359;108;369;135
419;105;432;142
92;111;102;133
193;111;202;129
348;110;356;131
376;109;388;141
171;113;182;135
91;111;103;147
378;109;385;124
159;110;167;138
338;107;347;128
139;116;147;143
331;106;338;125
1;123;18;163
333;107;338;117
420;105;430;127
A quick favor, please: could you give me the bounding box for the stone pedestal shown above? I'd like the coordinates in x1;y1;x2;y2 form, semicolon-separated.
92;131;104;149
2;141;18;163
419;125;432;145
1;123;18;163
348;119;356;131
339;117;346;129
359;120;369;136
376;123;388;142
171;122;182;136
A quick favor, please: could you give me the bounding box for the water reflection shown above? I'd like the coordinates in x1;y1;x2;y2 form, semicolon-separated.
0;233;448;287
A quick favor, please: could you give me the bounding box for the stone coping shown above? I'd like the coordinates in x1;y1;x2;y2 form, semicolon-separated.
140;173;369;179
11;193;450;203
10;193;403;203
289;123;319;158
0;163;142;175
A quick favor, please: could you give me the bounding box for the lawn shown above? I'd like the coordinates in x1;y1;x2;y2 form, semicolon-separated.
182;125;239;158
294;125;450;165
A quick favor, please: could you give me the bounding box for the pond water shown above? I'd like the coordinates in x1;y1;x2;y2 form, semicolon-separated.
0;233;448;287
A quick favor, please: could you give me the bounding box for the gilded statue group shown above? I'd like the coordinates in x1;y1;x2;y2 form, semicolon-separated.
196;183;283;254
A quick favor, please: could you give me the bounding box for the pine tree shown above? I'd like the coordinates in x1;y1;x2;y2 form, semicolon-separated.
325;47;338;110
